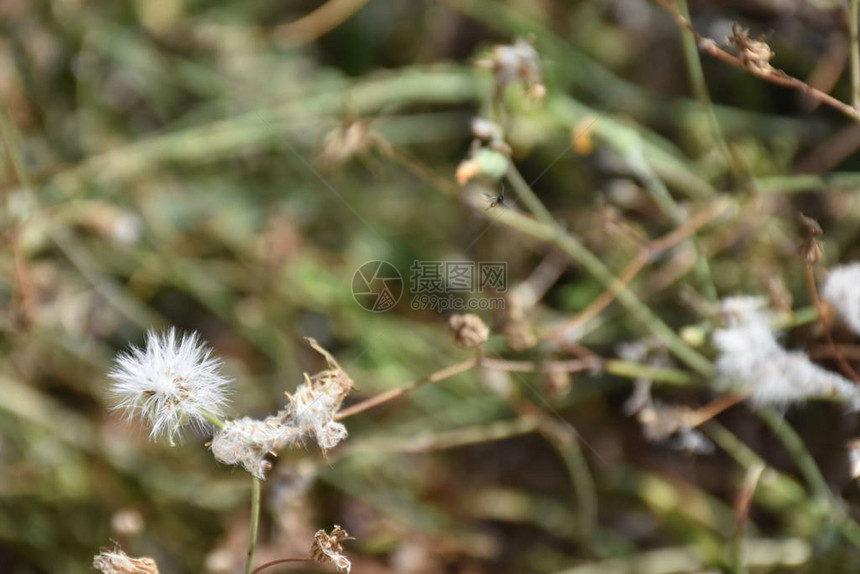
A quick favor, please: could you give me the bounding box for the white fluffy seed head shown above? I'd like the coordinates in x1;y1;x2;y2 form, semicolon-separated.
287;376;349;451
712;296;860;408
108;328;231;443
210;339;352;479
210;416;301;479
822;263;860;336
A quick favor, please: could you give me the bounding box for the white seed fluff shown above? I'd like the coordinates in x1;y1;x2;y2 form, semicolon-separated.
287;376;349;451
713;296;860;408
822;263;860;336
108;328;231;443
210;339;352;479
210;416;301;479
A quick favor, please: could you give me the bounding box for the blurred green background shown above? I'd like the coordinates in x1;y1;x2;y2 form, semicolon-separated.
4;0;860;573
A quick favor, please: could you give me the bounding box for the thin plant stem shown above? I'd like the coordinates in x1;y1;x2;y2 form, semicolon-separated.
481;356;599;373
675;0;735;176
245;476;262;574
729;462;765;574
754;172;860;193
489;206;713;375
633;152;718;302
707;421;860;548
503;376;598;546
603;359;695;386
340;417;539;458
335;354;698;430
335;357;478;420
201;410;226;429
251;557;312;574
686;393;746;428
505;162;557;227
759;408;860;547
756;407;834;506
273;0;370;45
558;435;597;545
779;305;819;329
852;0;860;109
549;200;730;342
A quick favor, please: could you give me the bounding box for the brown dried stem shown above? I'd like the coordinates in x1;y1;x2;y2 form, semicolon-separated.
251;558;312;574
657;0;860;122
802;261;860;382
549;200;729;343
272;0;370;46
685;393;747;429
335;357;478;420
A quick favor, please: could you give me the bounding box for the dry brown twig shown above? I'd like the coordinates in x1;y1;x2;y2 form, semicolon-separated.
251;526;355;574
272;0;370;46
797;213;860;383
656;0;860;122
548;200;730;344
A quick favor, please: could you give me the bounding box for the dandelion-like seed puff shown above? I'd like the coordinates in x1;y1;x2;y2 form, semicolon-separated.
108;328;231;443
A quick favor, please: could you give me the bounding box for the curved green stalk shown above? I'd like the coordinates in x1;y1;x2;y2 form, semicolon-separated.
245;477;262;574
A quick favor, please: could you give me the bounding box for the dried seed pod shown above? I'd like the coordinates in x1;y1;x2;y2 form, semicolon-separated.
797;212;824;264
499;295;537;351
449;313;490;348
478;37;546;102
730;23;774;74
310;525;355;573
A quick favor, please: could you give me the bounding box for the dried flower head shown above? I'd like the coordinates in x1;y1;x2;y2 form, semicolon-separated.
477;37;546;101
108;328;231;443
449;313;490;348
499;294;537;351
712;296;860;408
210;338;352;478
471;117;504;142
93;548;159;574
797;212;824;264
310;525;355;574
286;339;353;451
455;147;510;186
730;23;774;74
822;263;860;336
316;118;391;168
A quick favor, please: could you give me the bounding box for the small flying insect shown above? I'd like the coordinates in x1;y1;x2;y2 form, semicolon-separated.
482;185;509;210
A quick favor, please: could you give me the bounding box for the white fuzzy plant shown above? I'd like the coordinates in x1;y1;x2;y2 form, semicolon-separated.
103;328;354;574
108;329;232;446
822;263;860;337
108;328;352;475
712;296;860;409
